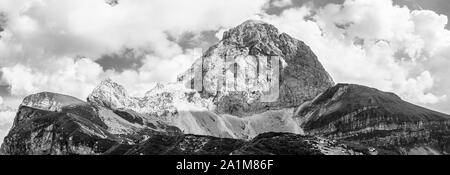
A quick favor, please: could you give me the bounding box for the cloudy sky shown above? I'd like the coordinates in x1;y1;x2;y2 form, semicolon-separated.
1;0;450;144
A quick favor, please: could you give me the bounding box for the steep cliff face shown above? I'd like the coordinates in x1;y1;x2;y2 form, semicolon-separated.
0;103;118;155
295;84;450;154
21;92;86;112
178;20;334;116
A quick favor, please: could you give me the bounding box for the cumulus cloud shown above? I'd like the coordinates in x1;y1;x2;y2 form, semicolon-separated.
0;96;15;146
0;48;203;99
0;0;269;66
1;58;105;99
105;0;119;7
0;110;15;146
109;48;202;96
257;0;449;111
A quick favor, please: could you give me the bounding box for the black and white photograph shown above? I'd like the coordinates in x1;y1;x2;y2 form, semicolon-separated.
1;0;450;166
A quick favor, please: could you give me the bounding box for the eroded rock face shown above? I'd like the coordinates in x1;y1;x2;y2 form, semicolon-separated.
0;105;119;155
0;92;182;155
295;84;450;154
178;20;334;116
21;92;86;112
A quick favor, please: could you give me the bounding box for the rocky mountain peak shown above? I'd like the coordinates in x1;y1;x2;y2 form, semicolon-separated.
179;20;334;116
97;78;127;95
144;83;166;97
20;92;85;112
87;78;131;109
222;20;280;49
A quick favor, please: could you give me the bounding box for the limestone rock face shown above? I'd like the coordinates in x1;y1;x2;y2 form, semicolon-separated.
178;20;334;116
21;92;86;112
295;84;450;154
0;105;119;155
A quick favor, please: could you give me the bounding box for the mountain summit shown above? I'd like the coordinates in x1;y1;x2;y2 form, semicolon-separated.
178;20;334;116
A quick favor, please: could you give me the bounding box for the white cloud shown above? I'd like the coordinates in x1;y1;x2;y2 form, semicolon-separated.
411;10;450;56
0;96;15;146
0;109;15;146
109;48;202;97
1;58;105;100
0;0;270;66
399;71;447;104
0;48;203;99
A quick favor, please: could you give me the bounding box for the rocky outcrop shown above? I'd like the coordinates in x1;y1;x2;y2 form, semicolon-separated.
295;84;450;154
21;92;86;112
0;92;182;155
178;20;334;116
0;105;118;155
